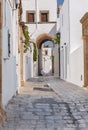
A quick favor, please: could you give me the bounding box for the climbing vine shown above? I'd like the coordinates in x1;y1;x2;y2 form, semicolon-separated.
22;25;30;53
22;24;38;61
33;43;38;61
51;55;54;62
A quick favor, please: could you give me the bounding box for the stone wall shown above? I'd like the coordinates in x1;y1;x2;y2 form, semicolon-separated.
81;13;88;87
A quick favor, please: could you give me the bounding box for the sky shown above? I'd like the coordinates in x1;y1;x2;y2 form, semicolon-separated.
57;0;64;5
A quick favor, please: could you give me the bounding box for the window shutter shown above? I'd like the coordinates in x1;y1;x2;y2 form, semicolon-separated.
41;13;48;22
27;13;34;22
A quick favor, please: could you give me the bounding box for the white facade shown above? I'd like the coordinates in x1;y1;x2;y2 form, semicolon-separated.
60;0;88;87
2;0;19;106
22;0;57;40
54;44;59;77
23;45;33;81
42;47;52;75
22;0;58;78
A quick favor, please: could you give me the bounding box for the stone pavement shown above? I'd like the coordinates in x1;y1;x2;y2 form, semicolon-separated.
2;76;88;130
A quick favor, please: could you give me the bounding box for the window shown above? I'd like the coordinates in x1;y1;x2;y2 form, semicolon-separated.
40;11;49;22
8;31;11;57
45;50;48;55
27;11;35;23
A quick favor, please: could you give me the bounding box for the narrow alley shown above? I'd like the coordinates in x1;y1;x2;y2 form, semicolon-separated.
3;76;88;130
1;0;88;130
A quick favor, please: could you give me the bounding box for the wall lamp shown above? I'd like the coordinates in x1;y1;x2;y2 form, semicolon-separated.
16;0;20;9
13;0;20;10
64;43;66;45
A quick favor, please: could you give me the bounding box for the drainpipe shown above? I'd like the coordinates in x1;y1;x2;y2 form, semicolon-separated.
30;0;38;38
35;0;38;29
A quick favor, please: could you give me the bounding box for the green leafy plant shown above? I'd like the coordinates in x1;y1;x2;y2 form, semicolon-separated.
51;55;54;62
22;25;38;61
52;33;60;44
33;43;38;61
22;25;30;53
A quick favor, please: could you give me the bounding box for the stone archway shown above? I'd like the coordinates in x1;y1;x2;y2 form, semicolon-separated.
80;13;88;87
36;33;54;75
36;33;53;49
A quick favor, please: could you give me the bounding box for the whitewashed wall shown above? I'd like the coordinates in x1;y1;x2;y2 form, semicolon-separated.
42;48;52;75
22;0;57;22
12;3;19;88
33;61;38;77
60;0;70;80
23;54;31;81
60;0;88;87
22;0;57;40
54;44;59;77
69;0;88;86
57;16;60;33
23;46;33;81
2;0;18;106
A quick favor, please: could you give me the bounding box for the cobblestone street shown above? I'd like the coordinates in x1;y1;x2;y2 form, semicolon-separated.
3;76;88;130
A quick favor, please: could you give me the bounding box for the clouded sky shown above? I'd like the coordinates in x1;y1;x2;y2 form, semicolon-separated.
57;0;64;5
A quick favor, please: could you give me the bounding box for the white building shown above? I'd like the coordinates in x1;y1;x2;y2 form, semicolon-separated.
2;0;19;107
22;0;57;39
42;47;52;75
22;0;59;78
60;0;88;87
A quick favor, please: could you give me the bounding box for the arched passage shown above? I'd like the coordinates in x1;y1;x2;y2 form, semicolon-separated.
36;33;54;75
36;33;53;49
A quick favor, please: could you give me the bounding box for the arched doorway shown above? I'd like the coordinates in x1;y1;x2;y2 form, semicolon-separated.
36;33;54;76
